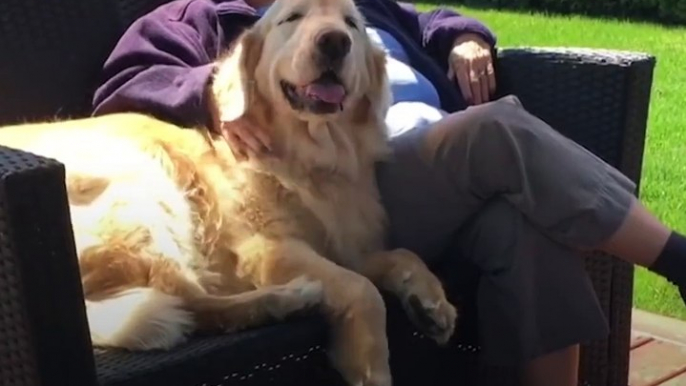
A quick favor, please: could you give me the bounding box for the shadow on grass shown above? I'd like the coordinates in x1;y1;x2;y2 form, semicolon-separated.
406;0;686;29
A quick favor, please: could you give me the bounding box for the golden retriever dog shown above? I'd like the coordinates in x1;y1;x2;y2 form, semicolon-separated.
0;0;457;384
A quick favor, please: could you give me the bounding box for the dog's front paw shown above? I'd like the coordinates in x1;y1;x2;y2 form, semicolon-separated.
383;249;458;344
405;293;457;345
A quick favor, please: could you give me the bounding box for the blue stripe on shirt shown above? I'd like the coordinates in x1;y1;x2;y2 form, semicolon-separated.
365;27;442;110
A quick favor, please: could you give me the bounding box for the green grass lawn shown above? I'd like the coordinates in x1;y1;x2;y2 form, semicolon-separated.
415;4;686;319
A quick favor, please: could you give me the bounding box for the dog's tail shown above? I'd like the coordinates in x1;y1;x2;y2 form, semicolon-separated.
85;287;195;350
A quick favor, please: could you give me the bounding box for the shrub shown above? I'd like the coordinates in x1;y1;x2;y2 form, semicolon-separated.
414;0;686;25
657;0;686;23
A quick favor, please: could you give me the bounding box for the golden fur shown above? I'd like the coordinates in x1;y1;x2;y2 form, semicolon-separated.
0;0;457;384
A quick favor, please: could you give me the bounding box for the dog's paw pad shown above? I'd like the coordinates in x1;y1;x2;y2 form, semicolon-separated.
406;294;457;345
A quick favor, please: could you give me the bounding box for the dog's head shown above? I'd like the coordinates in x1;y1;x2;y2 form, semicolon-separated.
213;0;389;126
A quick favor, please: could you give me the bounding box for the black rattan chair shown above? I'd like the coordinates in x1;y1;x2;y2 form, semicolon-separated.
0;1;656;385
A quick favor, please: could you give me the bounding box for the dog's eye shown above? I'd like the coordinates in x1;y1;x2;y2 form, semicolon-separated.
280;12;303;24
344;16;358;30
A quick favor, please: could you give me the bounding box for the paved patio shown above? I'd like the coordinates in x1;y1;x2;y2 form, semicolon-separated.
630;309;686;385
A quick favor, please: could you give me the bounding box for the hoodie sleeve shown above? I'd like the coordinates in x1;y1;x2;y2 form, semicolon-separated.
92;0;226;128
394;2;497;67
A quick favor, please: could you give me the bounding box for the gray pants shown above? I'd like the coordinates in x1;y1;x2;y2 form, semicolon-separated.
376;95;636;366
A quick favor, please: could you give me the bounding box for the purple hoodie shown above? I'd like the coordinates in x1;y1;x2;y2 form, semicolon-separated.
92;0;496;129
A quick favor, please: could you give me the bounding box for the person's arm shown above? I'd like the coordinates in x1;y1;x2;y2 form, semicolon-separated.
92;0;224;129
393;2;497;69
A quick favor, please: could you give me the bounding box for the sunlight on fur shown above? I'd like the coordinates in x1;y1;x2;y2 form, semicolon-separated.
87;288;194;350
0;0;457;384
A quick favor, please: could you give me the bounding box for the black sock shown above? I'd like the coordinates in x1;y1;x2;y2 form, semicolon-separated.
649;231;686;286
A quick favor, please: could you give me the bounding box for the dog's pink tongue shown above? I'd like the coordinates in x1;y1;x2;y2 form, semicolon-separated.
305;83;346;104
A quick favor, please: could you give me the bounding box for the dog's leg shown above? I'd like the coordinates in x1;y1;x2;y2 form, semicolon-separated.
78;215;322;349
189;276;324;333
79;237;201;350
81;242;324;348
235;235;392;386
356;248;457;345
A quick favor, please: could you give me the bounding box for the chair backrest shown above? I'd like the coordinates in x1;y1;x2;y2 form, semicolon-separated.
0;2;174;386
0;0;172;126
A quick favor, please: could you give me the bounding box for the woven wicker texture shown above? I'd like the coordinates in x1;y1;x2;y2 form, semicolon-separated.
94;294;480;386
0;152;40;386
0;0;120;125
496;47;656;386
110;0;172;30
95;316;335;386
0;145;97;386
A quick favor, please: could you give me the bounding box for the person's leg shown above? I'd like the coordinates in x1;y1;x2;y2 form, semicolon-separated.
374;94;681;382
400;94;686;298
451;199;603;385
374;93;683;380
376;137;603;383
602;201;686;298
599;200;670;266
523;345;579;386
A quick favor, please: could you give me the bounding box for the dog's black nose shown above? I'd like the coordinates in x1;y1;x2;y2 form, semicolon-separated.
316;30;351;68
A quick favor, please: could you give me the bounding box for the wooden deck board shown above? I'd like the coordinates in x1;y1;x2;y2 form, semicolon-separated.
662;373;686;386
629;340;686;385
633;309;686;345
630;309;686;385
632;330;655;349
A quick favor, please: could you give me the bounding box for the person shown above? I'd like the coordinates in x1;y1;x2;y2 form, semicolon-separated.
90;0;686;384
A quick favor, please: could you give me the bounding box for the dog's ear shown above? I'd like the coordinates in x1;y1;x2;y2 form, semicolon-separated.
210;29;265;124
353;45;391;126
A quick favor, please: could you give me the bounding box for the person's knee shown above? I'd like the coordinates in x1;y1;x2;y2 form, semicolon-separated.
498;94;524;108
432;95;533;151
459;95;524;117
464;95;528;131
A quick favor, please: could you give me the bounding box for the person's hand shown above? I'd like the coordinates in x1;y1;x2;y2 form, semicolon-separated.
448;33;496;105
219;117;272;161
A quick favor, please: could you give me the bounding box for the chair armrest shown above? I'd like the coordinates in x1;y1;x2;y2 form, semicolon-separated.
495;47;655;184
0;146;98;386
495;47;656;386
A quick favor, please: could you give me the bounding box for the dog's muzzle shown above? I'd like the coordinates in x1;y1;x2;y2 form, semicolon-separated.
279;28;352;115
280;70;347;115
315;29;351;71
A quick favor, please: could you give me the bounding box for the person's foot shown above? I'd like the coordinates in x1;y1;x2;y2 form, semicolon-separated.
647;232;686;307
